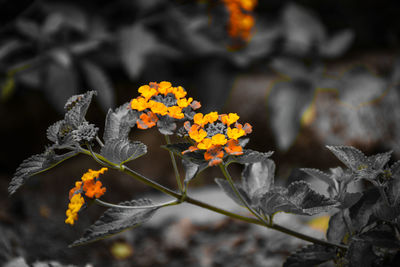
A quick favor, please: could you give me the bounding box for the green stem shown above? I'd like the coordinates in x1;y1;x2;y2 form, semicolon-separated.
219;163;270;225
81;147;347;250
95;199;178;209
164;135;183;192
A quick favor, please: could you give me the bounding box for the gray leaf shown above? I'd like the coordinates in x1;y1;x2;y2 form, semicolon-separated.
242;159;275;200
9;150;78;195
163;143;206;165
346;239;376;267
103;103;138;143
81;60;115;112
229;149;274;165
320;30;354;58
326;212;347;243
326;145;367;171
101;139;147;165
70;199;157;246
46;120;63;144
283;244;336;267
301;168;336;190
215;178;249;207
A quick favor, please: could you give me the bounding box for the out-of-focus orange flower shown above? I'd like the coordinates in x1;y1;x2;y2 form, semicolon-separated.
65;193;84;225
222;0;257;41
204;145;224;166
138;85;157;100
83;180;106;199
137;111;158;129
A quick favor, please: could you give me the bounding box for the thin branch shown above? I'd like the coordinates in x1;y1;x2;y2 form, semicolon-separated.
164;135;183;192
95;199;178;209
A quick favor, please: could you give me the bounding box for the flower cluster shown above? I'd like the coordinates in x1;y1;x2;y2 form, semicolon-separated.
222;0;257;41
130;81;201;130
183;112;252;166
65;168;108;225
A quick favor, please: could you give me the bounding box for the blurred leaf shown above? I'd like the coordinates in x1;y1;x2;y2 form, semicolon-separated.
360;225;400;248
320;30;354;58
100;139;147;166
326;211;347;243
214;178;249;207
45;62;79;113
307;215;330;233
103;103;138;143
119;23;159;79
42;4;87;34
349;188;380;232
241;159;275;200
71;199;157;247
271;58;308;79
346;239;376;267
16;18;41;40
8;150;78;195
81;60;115;112
301;168;336;190
0;74;15;101
283;244;336;267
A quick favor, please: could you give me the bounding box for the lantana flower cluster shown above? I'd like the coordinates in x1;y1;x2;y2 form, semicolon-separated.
130;81;201;130
222;0;257;41
65;168;108;225
183;112;252;166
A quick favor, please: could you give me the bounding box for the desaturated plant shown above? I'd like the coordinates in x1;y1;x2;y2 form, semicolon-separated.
9;82;400;266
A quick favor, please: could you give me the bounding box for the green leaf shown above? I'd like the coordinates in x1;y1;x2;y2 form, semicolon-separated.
258;181;337;216
241;159;275;200
301;168;336;190
8;150;78;195
283;244;336;267
100;139;147;165
70;199;157;247
214;178;249;207
326;212;347;243
228;149;274;165
81;60;115;112
103;103;139;143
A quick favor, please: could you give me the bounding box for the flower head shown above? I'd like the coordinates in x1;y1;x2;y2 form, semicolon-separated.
130;82;201;134
222;0;257;42
65;168;108;225
184;111;251;166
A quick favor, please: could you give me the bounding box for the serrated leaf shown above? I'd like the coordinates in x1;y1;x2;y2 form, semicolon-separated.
283;244;336;267
101;139;147;165
327;212;347;243
9;150;78;194
81;60;115;112
368;151;392;171
163;143;206;165
64;90;97;128
215;178;249;207
228;149;274;165
71;199;157;246
103;103;138;143
241;159;275;200
301;168;336;190
346;239;376;267
389;160;400;178
326;145;367;171
258;181;336;216
46;120;63;143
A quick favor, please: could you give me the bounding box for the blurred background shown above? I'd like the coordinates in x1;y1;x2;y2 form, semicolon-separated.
1;0;400;266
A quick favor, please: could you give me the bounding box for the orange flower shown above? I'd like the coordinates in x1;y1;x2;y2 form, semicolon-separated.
224;139;243;155
149;100;168;116
137;112;158;129
69;181;82;199
220;113;239;126
189;125;208;143
190;101;201;110
83;179;106;198
197;138;213;150
194;113;208;127
172;86;187;99
65;193;84;225
168;106;184;119
81;168;108;182
138;85;157;100
227;127;245;140
204;145;224;166
177;97;193;108
204;112;219;124
158;81;172;95
182;145;199;154
130;97;148;111
211;133;228;145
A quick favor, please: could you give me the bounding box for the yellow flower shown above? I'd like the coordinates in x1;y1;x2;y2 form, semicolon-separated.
81;168;108;182
130;97;148;111
227;127;245;140
65;193;84;225
220;113;239;126
172;86;187;99
211;134;228;145
194;113;208;126
158;81;172;95
189;125;208;143
204;112;219;124
138;85;157;100
177;97;193;108
148;100;168;116
197;138;213;150
168;106;184;119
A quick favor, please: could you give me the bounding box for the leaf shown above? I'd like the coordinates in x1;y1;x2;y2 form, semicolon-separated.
163;143;206;165
8;150;78;194
367;151;392;171
156;116;177;135
228;149;274;165
320;29;354;58
346;239;376;267
100;139;147;165
103;103;139;143
258;181;336;216
283;244;336;267
81;60;115;112
326;145;367;171
270;58;308;79
182;159;207;186
361;225;400;249
339;192;363;209
45;62;79;113
241;159;275;200
119;23;159;78
64;90;97;128
71;199;158;246
301;168;336;190
349;188;380;232
214;178;249;207
46;120;63;143
326;212;347;244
